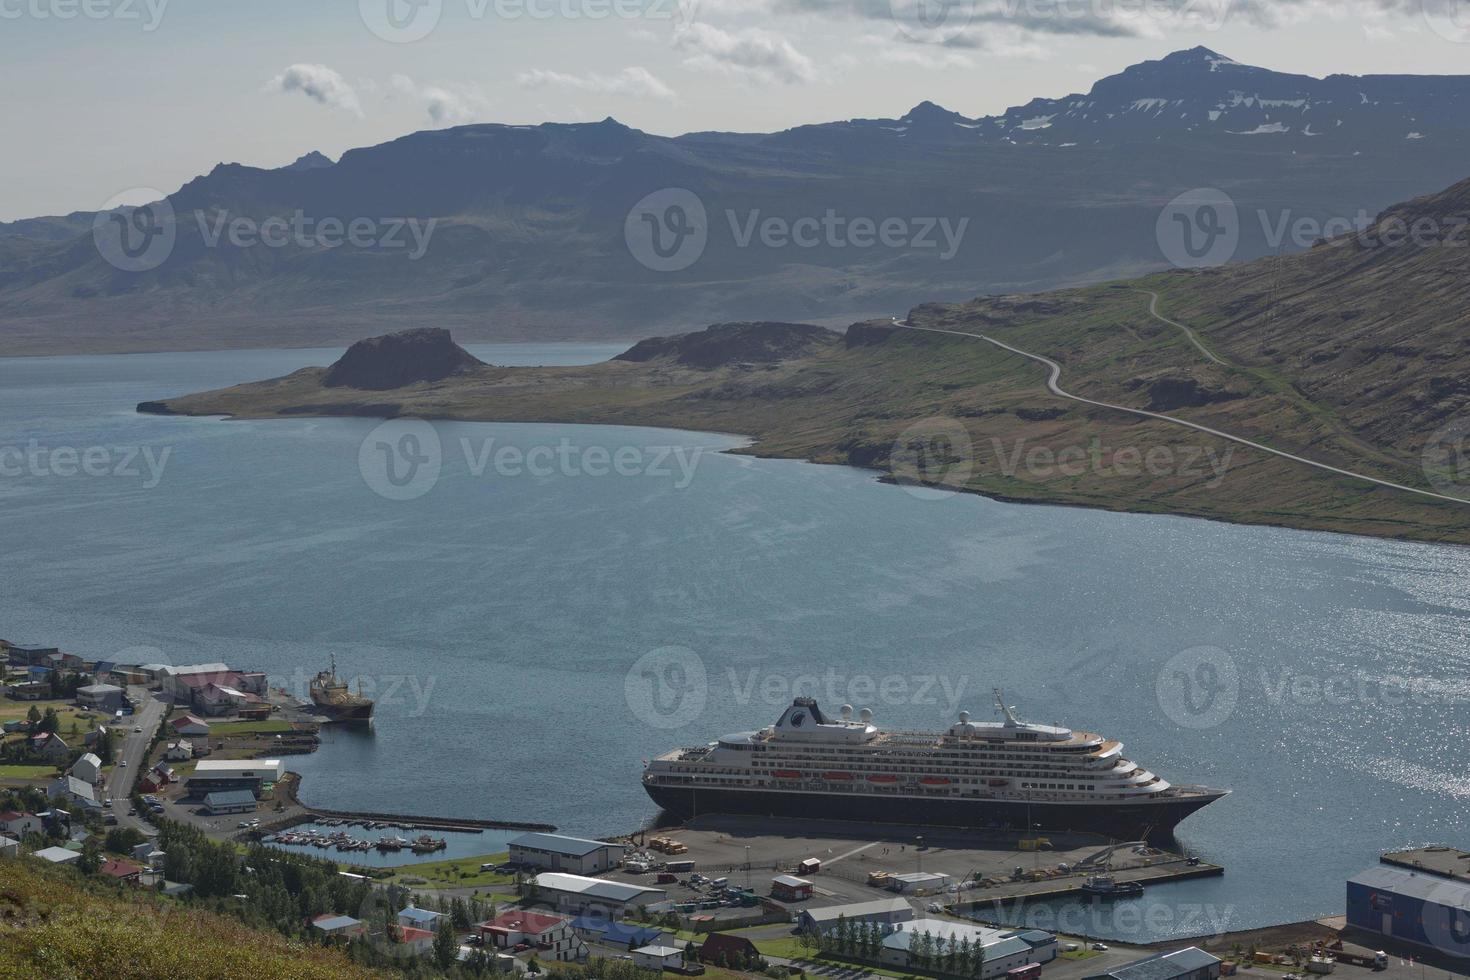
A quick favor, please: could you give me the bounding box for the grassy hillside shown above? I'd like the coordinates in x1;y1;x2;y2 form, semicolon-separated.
0;859;386;980
142;176;1470;544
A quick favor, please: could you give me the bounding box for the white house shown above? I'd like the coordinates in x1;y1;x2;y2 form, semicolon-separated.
70;752;103;785
0;834;18;857
532;872;666;917
476;909;586;961
165;741;193;761
508;832;625;874
633;945;686;972
0;811;42;838
397;904;446;933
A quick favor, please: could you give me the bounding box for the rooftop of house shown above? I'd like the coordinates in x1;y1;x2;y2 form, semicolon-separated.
311;914;363;931
481;909;568;934
100;858;143;879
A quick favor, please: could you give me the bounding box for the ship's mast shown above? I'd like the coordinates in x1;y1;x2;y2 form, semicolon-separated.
993;688;1023;727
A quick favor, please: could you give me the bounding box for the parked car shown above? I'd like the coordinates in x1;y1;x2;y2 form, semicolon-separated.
119;760;127;767
1091;944;1110;952
133;726;143;733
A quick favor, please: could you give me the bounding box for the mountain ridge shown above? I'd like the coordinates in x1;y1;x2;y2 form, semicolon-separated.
7;48;1470;355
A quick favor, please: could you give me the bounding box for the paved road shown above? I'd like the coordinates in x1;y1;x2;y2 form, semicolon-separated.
102;686;167;835
900;321;1470;507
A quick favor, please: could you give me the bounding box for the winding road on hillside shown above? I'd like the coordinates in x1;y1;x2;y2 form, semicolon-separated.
895;312;1470;507
1135;289;1227;366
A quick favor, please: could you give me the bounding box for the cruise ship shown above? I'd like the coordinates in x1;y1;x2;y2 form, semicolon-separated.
642;692;1227;841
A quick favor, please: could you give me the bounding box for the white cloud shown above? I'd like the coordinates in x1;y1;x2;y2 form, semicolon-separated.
267;64;362;117
389;75;488;125
674;23;819;84
515;66;677;102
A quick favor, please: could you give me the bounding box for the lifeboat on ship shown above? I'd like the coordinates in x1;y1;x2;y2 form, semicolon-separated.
866;774;899;784
920;777;952;786
823;771;855;781
987;778;1010;787
773;770;803;779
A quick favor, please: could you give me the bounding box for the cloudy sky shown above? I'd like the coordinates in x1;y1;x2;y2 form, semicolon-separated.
3;0;1470;219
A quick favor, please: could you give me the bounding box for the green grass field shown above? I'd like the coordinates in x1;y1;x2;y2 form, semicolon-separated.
379;851;514;888
0;763;58;780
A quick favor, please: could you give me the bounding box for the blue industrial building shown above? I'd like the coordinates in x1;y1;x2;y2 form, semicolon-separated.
1347;864;1470;958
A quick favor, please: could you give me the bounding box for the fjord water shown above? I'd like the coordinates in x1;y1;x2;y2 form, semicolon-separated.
3;346;1468;939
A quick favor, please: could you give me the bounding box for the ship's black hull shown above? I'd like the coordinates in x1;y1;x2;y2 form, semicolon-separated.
311;699;374;723
643;784;1219;842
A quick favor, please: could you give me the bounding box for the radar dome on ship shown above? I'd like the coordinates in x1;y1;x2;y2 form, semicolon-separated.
958;711;970;723
859;707;873;722
840;704;853;719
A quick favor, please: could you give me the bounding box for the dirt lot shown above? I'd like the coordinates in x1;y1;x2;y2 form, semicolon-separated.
604;815;1174;915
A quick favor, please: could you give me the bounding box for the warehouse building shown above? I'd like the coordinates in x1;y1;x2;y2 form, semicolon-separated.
76;683;126;713
880;920;1056;978
202;790;258;815
532;872;666;917
509;832;626;874
798;897;915;935
1348;864;1470;958
1085;948;1220;980
186;758;283;798
888;871;952;894
771;875;814;902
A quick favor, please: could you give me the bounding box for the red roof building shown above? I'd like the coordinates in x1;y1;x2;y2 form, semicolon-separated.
477;910;584;961
392;925;436;955
100;858;143;881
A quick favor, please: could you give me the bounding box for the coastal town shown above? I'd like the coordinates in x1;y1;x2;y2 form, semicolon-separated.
2;638;1467;980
